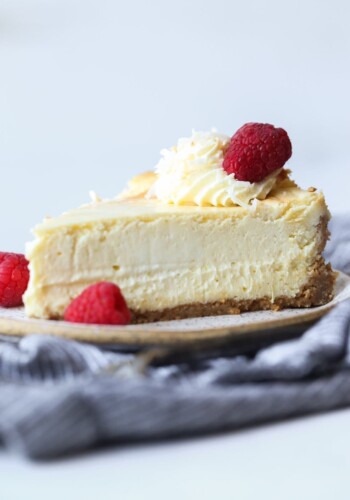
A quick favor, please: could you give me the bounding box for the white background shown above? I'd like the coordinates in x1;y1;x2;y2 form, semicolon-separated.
2;409;350;500
0;0;350;251
1;1;350;498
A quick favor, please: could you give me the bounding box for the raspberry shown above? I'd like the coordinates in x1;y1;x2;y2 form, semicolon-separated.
0;252;30;307
64;282;131;325
223;123;292;182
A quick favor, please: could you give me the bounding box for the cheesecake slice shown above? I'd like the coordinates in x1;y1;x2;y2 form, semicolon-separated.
24;127;336;323
24;173;335;322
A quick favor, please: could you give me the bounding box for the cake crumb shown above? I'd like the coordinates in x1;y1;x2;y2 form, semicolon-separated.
271;304;281;311
228;307;241;315
308;187;317;192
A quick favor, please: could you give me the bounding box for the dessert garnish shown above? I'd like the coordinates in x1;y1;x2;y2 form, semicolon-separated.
152;124;291;208
64;282;131;325
0;252;29;307
223;122;292;182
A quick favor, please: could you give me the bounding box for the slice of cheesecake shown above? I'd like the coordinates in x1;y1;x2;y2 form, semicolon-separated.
24;172;335;323
24;126;336;323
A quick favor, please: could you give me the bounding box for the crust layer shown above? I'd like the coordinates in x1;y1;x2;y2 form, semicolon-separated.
131;258;336;323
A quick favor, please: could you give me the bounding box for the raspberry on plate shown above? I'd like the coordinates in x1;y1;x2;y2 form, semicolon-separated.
64;282;131;325
0;252;30;307
223;122;292;182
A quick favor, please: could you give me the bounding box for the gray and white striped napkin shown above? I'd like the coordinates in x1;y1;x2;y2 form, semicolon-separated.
0;215;348;459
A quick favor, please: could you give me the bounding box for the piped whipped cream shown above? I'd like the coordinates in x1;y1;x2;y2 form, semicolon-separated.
152;130;282;208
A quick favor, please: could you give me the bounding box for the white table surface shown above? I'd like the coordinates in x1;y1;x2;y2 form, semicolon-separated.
2;407;350;500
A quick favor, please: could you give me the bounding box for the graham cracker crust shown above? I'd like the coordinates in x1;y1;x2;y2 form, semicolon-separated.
131;218;336;324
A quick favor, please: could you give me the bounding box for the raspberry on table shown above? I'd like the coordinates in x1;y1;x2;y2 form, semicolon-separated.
64;282;131;325
223;123;292;183
0;252;30;307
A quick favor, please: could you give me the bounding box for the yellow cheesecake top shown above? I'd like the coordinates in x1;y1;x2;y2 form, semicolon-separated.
34;174;328;234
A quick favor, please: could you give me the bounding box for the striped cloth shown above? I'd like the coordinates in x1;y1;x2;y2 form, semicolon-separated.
0;215;349;459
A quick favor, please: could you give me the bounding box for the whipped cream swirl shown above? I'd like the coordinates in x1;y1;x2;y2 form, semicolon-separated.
152;130;281;208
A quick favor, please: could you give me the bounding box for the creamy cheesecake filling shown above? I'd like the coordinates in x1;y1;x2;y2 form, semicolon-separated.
24;183;329;320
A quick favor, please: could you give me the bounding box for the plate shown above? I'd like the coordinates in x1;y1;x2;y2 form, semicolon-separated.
0;271;347;347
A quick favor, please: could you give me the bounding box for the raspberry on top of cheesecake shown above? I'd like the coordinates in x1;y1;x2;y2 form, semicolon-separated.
24;123;336;323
